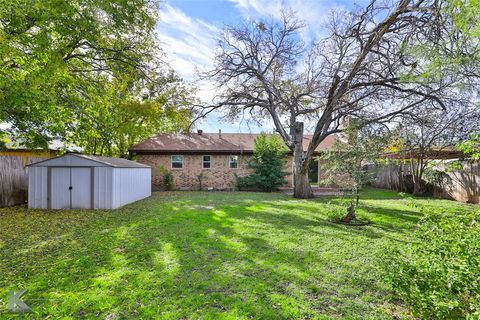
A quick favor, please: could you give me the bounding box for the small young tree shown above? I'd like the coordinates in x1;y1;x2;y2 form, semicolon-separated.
237;133;288;192
322;124;386;222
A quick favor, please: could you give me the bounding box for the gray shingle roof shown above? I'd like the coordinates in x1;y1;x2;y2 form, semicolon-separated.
27;153;151;168
75;154;151;168
130;132;336;154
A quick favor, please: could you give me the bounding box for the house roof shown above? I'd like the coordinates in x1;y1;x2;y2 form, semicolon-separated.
4;139;82;152
129;132;336;154
28;153;151;168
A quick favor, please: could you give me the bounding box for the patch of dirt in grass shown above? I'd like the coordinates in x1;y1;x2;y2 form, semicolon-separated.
334;219;372;226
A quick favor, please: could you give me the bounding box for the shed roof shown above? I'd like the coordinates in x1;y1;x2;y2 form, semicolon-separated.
28;153;151;168
129;132;336;154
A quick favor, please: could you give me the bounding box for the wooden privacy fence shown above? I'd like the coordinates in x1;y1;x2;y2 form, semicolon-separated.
0;156;46;207
432;161;480;204
368;161;480;204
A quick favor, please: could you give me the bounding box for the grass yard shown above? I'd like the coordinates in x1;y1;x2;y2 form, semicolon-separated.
0;188;477;319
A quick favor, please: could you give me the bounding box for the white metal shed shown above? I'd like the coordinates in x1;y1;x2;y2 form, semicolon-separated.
27;154;151;209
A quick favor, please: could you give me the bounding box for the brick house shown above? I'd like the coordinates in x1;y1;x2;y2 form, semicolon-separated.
129;131;336;190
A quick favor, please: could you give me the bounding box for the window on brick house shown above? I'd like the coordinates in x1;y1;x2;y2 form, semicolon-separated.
203;155;211;169
229;155;238;169
171;155;183;169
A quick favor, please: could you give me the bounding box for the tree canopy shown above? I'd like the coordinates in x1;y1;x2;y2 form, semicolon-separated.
0;0;192;153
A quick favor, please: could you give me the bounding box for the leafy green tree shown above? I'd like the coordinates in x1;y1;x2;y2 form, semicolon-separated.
322;124;386;222
67;73;193;157
422;2;480;163
237;133;288;192
458;132;480;160
0;129;7;150
0;0;164;148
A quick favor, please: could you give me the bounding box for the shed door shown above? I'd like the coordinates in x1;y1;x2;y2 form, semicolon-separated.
50;168;71;209
50;167;92;209
71;168;92;209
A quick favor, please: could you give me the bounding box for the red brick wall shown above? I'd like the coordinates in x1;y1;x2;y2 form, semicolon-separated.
136;153;295;190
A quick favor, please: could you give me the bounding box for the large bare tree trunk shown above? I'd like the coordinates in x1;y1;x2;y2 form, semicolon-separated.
293;161;312;199
292;122;313;199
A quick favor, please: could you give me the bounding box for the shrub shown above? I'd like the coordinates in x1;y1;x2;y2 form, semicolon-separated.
236;133;288;192
159;165;174;191
382;209;480;319
197;172;204;191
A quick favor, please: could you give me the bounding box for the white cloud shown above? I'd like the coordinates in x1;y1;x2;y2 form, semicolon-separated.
155;1;355;133
156;4;219;102
156;4;275;133
229;0;346;42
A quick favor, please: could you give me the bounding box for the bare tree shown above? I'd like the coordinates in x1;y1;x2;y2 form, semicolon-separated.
199;1;479;198
398;106;480;195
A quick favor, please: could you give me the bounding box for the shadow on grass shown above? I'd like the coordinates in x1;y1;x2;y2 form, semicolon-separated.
0;191;420;319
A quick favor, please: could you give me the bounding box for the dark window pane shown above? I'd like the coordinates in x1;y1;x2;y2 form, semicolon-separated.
229;155;238;168
172;162;183;168
172;155;183;168
203;155;211;168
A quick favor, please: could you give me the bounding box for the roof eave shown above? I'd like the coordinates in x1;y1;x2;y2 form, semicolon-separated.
129;149;324;155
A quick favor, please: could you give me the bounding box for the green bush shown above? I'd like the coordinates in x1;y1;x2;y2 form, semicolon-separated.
236;133;288;192
382;209;480;319
159;165;174;191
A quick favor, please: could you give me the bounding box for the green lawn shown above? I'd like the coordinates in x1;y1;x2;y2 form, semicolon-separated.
0;188;476;319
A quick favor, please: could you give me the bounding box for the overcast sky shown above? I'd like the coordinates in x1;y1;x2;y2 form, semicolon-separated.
157;0;363;133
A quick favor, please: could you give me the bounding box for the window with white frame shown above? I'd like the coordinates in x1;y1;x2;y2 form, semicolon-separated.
171;155;183;169
229;155;238;169
203;155;211;169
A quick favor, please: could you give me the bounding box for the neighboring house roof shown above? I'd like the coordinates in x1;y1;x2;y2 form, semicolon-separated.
4;139;82;152
28;153;151;168
129;132;336;154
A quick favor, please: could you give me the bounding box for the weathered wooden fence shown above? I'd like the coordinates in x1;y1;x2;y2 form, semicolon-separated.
432;161;480;204
368;161;480;204
0;156;46;207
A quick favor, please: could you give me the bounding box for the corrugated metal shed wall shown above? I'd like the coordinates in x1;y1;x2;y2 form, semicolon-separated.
111;168;151;208
28;154;151;209
27;167;48;209
94;167;113;209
